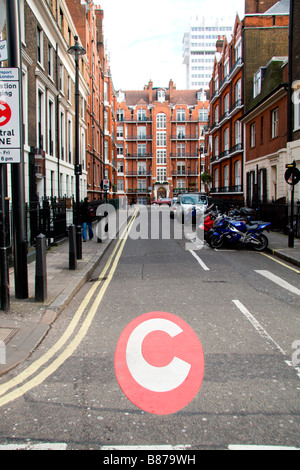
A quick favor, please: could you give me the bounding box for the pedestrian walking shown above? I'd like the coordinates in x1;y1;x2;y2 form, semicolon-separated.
80;197;94;242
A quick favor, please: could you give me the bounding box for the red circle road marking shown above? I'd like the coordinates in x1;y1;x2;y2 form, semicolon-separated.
0;101;12;127
114;312;205;415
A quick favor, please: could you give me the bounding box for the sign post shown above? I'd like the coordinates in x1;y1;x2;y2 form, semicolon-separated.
0;68;21;163
6;0;28;300
285;161;300;248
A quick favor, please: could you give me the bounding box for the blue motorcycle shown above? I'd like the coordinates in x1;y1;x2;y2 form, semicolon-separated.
209;215;271;251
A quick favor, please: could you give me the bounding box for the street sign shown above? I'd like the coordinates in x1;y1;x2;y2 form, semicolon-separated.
0;40;8;62
114;311;205;415
0;68;21;163
285;164;300;186
101;179;111;191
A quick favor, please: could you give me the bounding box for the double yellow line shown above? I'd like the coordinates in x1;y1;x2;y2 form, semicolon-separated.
0;211;137;408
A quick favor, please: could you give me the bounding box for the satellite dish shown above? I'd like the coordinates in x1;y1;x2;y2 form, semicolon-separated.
0;0;6;34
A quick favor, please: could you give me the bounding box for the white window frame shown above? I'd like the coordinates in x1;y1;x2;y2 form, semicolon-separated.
157;150;167;164
250;122;256;148
157;131;167;147
156;113;166;129
271;108;279;138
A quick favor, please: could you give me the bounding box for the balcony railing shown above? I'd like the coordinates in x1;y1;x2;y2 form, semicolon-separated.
126;135;153;140
171;171;199;176
210;185;243;194
169;152;199;159
126;153;153;159
126;171;152;177
170;134;198;140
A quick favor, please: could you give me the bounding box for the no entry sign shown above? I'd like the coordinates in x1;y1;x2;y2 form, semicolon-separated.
0;68;21;163
115;312;205;415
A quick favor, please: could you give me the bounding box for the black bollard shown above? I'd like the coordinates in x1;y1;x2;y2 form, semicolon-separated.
35;234;47;302
76;225;82;260
69;225;77;270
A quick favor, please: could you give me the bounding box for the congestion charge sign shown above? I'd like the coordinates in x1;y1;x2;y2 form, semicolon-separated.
0;68;21;163
114;312;205;415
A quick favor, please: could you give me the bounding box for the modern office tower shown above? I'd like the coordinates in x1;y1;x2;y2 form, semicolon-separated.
183;16;234;90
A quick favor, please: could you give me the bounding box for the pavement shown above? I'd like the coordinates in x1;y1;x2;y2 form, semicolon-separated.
0;218;299;377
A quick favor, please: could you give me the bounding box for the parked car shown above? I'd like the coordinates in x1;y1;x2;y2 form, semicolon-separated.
176;193;208;223
170;197;178;219
151;198;172;206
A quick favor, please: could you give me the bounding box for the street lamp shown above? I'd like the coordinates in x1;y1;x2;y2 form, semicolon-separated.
67;36;86;225
67;36;86;260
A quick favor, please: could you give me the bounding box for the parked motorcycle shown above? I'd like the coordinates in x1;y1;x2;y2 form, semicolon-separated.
208;215;271;251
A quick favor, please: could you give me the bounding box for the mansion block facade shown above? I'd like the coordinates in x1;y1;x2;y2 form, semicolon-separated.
115;81;209;205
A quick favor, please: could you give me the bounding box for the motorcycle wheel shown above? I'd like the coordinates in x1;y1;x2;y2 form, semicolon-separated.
252;234;268;251
209;234;224;249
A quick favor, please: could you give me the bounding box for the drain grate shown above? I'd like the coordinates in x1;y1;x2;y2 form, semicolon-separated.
0;327;18;345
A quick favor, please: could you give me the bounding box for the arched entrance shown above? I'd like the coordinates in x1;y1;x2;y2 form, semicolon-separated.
157;187;167;199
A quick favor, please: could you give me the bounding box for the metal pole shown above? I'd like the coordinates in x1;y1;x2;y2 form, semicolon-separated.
0;164;9;311
6;0;28;299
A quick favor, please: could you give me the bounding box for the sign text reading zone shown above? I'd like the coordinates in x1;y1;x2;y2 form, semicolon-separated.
0;68;21;163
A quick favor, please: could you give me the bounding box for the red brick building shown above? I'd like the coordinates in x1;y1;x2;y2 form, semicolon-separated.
66;0;117;200
206;0;290;206
208;16;244;203
242;58;288;205
116;80;209;205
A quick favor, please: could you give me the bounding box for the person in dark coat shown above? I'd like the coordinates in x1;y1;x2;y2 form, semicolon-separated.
81;197;94;241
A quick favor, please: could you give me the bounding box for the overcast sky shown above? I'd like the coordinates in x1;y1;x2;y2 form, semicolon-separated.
95;0;245;91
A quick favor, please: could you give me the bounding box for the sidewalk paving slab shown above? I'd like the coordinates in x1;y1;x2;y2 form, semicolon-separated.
0;209;131;377
267;232;300;268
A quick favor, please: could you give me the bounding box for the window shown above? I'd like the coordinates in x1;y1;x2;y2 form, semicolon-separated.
234;161;241;187
214;105;219;124
37;88;45;150
137;126;146;139
214;168;219;189
224;128;229;151
224;165;229;189
137;109;147;121
156;113;166;129
271;108;279;138
117;180;124;191
177;162;186;176
117;126;124;138
59;65;64;92
157;168;167;182
250;122;256;148
235;79;242;101
224;93;229;113
48;99;54;156
177;109;186;121
138;144;146;156
157;89;165;102
117;162;124;175
67;118;72;163
157;150;167;164
235;40;242;62
254;69;262;98
60;110;65;160
138;162;147;175
48;45;53;78
177;144;186;156
117;109;124;121
67;76;72;102
294;89;300;130
199;108;208;121
157;131;166;147
235;120;242;145
37;26;43;65
177;126;186;139
214;136;219;158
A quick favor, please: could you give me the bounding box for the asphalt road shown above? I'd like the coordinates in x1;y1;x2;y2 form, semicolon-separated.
0;209;299;451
